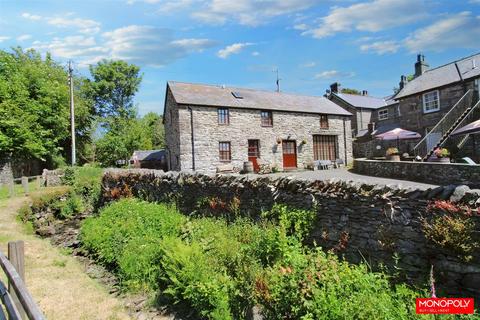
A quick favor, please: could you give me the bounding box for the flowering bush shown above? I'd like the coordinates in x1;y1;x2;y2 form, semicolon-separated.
433;147;450;158
386;147;399;156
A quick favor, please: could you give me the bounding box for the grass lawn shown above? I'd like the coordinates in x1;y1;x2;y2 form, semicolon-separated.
0;180;42;200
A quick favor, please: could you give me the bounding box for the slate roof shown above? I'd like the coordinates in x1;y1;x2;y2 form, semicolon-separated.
168;81;352;116
333;92;391;109
395;52;480;99
132;150;165;161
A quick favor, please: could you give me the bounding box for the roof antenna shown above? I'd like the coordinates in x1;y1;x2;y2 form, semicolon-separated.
273;68;281;92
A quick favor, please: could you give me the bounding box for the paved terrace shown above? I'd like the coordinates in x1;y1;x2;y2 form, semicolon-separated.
245;168;438;190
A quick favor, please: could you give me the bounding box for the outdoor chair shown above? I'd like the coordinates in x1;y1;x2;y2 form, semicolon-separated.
335;159;344;168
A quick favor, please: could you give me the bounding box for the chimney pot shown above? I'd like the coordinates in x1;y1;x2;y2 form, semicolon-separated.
399;75;408;90
362;90;368;96
330;82;341;94
414;54;429;78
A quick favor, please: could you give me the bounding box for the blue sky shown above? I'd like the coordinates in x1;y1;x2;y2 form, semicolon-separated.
1;0;480;115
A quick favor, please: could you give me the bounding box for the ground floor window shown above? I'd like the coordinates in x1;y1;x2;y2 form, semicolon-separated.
313;135;337;161
219;141;231;162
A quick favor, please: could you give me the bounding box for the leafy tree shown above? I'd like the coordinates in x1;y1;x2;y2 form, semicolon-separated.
87;60;142;120
0;48;93;166
141;112;165;149
340;88;361;95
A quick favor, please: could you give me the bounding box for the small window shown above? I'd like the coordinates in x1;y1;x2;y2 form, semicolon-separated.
218;108;229;125
422;90;440;113
261;111;273;127
219;142;231;162
394;105;401;117
378;109;388;120
320;114;329;129
232;91;243;99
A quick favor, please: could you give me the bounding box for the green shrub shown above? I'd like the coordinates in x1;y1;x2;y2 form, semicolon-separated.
18;186;72;222
80;199;427;320
255;246;420;320
81;198;186;273
62;166;103;209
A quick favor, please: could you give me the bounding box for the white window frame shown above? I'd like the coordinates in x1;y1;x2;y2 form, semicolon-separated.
378;109;388;120
422;90;440;113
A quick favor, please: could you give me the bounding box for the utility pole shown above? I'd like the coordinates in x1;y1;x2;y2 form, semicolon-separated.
68;61;76;166
274;68;281;92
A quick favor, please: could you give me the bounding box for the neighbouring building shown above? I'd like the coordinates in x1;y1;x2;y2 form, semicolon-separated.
164;81;353;173
326;83;399;138
393;53;480;159
130;150;167;171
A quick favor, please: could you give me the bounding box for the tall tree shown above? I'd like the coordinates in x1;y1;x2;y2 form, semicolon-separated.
0;48;94;166
87;60;142;120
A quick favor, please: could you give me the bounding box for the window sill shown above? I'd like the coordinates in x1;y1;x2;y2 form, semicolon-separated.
261;125;273;128
423;108;440;114
219;160;232;163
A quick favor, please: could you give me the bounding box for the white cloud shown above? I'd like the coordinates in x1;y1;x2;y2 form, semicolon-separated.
293;23;308;31
17;34;32;41
32;25;216;67
360;40;400;54
0;36;10;42
193;0;317;26
304;0;426;38
469;0;480;3
300;61;316;68
405;12;480;52
47;16;101;34
314;70;355;79
217;42;253;59
21;12;42;21
252;51;260;56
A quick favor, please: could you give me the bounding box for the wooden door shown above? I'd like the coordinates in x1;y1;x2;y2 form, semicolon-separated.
248;140;260;172
282;140;297;168
313;135;337;160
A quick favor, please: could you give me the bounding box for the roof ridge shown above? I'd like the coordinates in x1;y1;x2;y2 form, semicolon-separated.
424;51;480;73
169;80;327;99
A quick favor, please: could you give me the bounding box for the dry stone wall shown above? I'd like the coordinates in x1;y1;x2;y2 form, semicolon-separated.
102;169;480;297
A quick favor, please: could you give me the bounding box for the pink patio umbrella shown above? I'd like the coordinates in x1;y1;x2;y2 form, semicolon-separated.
451;119;480;136
374;128;422;141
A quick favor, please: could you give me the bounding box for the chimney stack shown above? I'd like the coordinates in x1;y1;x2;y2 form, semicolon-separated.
362;90;368;96
414;54;429;78
330;82;341;94
399;75;407;90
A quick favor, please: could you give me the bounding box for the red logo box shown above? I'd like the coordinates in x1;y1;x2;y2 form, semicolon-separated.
416;298;474;314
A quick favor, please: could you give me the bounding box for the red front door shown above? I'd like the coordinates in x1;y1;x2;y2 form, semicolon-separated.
282;140;297;169
248;140;260;172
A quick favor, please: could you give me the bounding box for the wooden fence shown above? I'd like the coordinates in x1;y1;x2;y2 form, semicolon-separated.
0;241;45;320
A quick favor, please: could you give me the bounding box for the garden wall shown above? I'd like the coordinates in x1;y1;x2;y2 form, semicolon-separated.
353;158;480;188
102;169;480;297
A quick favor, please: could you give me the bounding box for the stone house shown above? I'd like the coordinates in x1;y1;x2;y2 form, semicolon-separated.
326;83;399;138
164;81;353;173
393;53;480;159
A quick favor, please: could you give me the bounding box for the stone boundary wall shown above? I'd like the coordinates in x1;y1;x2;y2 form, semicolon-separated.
102;169;480;297
0;159;13;185
41;169;64;187
353;158;480;188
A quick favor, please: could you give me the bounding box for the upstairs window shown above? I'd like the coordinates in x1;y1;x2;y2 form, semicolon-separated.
423;90;440;113
261;111;273;127
320;114;329;129
218;108;229;125
219;142;231;162
378;109;388;120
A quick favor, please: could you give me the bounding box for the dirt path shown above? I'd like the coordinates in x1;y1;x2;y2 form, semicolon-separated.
0;195;131;320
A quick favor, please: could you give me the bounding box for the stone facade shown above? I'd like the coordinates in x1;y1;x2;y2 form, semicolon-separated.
165;88;353;173
394;81;477;135
0;158;13;185
102;169;480;297
353;158;480;188
328;94;373;137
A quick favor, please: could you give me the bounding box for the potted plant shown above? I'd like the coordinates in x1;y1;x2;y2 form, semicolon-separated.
386;147;400;161
276;137;282;144
432;148;451;163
